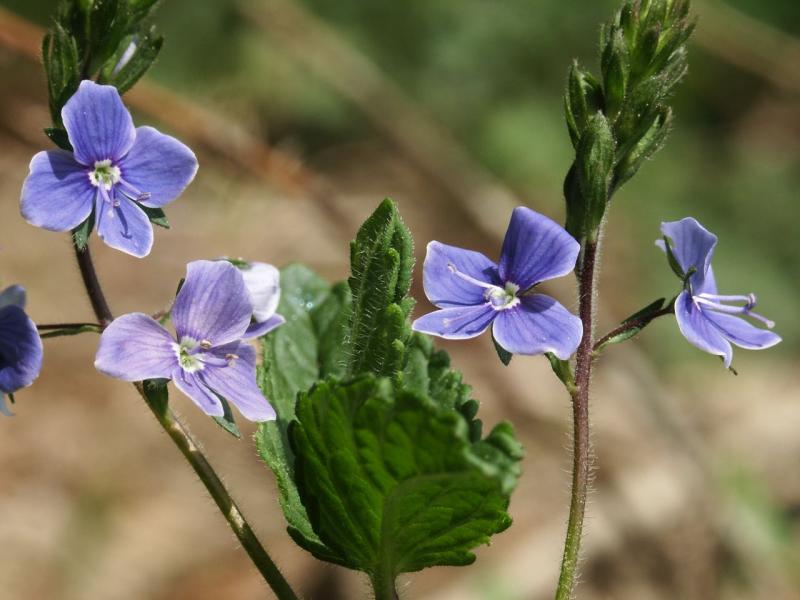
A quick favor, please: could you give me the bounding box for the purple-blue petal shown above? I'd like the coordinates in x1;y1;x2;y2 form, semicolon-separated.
674;290;732;367
422;241;500;308
498;207;580;290
20;150;95;232
172;368;224;417
0;305;43;395
62;81;136;165
95;195;154;258
119;126;198;208
172;261;252;346
0;285;26;310
94;313;177;381
240;262;281;322
703;311;782;351
412;304;496;339
660;218;717;291
243;314;285;340
492;294;582;359
198;343;276;422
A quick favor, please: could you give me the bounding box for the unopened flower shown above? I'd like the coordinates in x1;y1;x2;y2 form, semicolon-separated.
233;260;285;338
95;260;278;421
0;285;43;415
658;217;781;367
413;207;582;358
21;80;198;257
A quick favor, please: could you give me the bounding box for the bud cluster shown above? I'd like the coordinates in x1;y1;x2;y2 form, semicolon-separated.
564;0;695;240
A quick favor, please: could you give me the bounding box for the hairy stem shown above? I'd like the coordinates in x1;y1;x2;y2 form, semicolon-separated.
74;244;113;327
370;569;400;600
555;238;598;600
70;240;298;600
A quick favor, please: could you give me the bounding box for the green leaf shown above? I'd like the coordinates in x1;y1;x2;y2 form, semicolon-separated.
290;376;518;577
256;265;351;555
346;199;415;378
44;127;73;151
621;297;666;325
98;27;164;94
138;204;170;229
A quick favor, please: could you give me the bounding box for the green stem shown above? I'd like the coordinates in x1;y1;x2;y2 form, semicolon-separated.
370;569;399;600
136;383;299;600
555;237;598;600
70;240;298;600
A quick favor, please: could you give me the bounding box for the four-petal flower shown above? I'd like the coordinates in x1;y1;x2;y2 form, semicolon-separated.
412;207;583;358
21;80;198;257
0;285;43;415
95;260;278;421
658;217;781;367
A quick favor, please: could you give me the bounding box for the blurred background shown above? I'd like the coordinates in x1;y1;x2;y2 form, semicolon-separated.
0;0;798;598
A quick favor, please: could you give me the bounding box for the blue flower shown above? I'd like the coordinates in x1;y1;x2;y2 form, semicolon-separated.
412;207;582;358
0;285;43;415
658;217;781;367
21;80;198;258
94;260;278;422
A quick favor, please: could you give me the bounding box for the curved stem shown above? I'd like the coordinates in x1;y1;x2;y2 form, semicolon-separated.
136;383;298;600
555;238;598;600
70;239;298;600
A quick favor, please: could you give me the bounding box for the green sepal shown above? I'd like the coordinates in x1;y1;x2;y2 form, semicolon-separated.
141;378;169;414
662;235;686;279
545;352;575;391
289;376;519;575
72;212;96;251
211;396;241;439
492;334;513;366
564;61;604;148
138;204;170;229
601;28;629;120
44;127;73;151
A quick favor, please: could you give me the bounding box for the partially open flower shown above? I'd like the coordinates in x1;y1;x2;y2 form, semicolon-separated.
0;285;43;415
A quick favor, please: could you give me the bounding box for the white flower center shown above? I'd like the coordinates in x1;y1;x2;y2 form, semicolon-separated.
174;337;204;373
88;159;121;191
485;282;520;310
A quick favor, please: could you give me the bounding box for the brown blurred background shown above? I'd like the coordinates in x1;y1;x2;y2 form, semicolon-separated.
0;0;798;598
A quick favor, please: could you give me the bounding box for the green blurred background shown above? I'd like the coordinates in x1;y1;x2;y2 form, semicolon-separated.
0;0;797;599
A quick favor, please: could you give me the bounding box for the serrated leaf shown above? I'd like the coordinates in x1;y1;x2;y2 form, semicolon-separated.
256;265;350;553
290;376;517;578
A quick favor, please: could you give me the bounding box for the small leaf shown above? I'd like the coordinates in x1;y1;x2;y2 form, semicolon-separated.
622;297;666;324
212;396;241;439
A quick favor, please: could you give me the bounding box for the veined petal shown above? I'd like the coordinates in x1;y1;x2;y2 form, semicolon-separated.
243;314;285;340
119;126;198;208
199;343;276;422
172;261;252;346
94;313;177;381
422;241;500;308
498;207;579;290
172;368;224;417
412;304;496;339
660;218;717;291
0;285;26;310
674;290;732;367
492;294;582;358
239;262;281;322
95;195;154;258
704;311;782;351
20;150;95;231
62;81;135;165
0;305;43;395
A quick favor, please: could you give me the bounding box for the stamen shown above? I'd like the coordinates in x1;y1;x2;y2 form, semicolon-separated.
694;292;775;328
200;339;213;350
447;263;495;290
117;177;151;203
